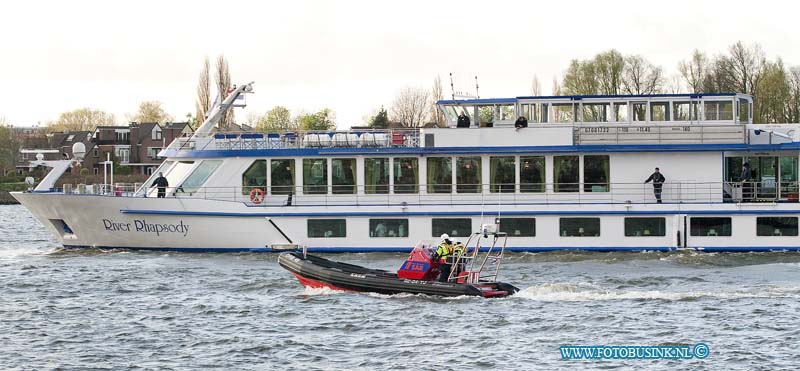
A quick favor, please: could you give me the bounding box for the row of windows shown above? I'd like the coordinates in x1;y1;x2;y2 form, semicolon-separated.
243;155;609;195
307;217;799;238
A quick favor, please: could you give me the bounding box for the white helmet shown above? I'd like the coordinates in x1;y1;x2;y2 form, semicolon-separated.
440;233;450;242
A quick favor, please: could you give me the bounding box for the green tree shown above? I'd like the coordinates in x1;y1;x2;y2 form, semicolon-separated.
678;49;709;93
369;107;389;128
594;49;625;95
132;101;173;123
561;59;598;95
297;108;336;131
47;108;116;132
621;55;664;95
256;106;295;132
755;60;791;123
0;118;20;175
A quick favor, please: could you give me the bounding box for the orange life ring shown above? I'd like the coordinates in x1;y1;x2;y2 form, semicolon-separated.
249;188;265;204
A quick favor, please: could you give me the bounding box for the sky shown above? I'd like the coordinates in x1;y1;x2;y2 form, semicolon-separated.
1;0;799;129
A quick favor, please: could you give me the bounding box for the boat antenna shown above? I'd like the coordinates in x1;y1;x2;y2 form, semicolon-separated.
475;75;480;99
449;72;455;100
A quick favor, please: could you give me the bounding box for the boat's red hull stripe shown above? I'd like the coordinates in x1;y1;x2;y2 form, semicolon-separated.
291;272;359;293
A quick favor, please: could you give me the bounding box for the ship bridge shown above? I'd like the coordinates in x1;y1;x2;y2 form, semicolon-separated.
433;93;760;147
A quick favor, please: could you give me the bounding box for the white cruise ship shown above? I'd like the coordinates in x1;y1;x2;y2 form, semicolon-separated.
13;83;800;252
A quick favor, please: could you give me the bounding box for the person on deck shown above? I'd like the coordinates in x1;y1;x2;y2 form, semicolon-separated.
435;234;455;282
644;167;666;203
741;162;752;201
151;172;169;199
515;116;528;129
457;111;471;128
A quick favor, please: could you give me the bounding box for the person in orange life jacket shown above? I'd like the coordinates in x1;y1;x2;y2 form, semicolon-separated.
434;234;455;282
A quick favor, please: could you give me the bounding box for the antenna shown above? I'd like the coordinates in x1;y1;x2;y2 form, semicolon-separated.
475;76;480;99
449;73;455;100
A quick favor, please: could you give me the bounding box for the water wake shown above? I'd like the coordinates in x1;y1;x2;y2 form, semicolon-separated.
514;282;800;301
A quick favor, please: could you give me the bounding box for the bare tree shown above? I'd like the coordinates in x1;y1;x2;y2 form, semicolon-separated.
132;101;173;123
47;108;117;132
788;66;800;123
195;56;211;125
678;49;709;93
530;75;542;96
725;41;766;96
622;55;664;95
551;77;561;96
594;50;625;95
215;55;234;130
665;74;685;94
390;86;430;128
431;76;445;127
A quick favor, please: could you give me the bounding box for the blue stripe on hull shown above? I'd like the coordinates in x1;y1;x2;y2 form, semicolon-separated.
62;244;800;253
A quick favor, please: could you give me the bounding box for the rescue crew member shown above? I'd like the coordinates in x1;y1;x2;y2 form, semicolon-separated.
435;234;455;282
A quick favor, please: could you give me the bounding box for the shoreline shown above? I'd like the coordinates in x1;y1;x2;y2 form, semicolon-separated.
0;191;20;205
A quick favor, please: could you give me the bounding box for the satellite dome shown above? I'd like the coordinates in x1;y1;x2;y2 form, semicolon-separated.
72;142;86;160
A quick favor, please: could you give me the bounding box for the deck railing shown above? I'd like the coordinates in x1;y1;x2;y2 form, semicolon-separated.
60;181;799;206
167;128;422;152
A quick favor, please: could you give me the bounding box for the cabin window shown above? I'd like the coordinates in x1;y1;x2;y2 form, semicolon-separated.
498;218;535;237
393;157;418;194
270;159;295;195
520;156;545;193
756;217;798;236
456;157;481;193
738;98;749;123
613;103;628;122
552;103;573;123
303;158;328;194
369;219;408;238
540;104;548;123
521;104;540;123
560;218;600;237
478;106;494;125
180;160;222;193
690;217;732;236
582;103;610;122
490;156;516;193
583;155;610;192
331;158;356;194
673;102;698;121
427;157;452;193
307;219;346;238
365;158;390;194
242;160;267;195
650;102;669;121
632;102;647;121
432;218;472;238
554;155;579;192
498;105;515;120
704;101;734;120
624;217;666;237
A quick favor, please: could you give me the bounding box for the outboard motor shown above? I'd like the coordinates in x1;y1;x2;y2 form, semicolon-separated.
397;242;439;281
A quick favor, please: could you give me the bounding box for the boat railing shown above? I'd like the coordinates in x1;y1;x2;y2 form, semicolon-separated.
59;181;797;205
166;128;422;152
448;230;508;284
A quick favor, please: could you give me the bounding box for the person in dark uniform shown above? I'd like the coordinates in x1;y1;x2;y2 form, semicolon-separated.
151;172;169;198
741;162;752;201
644;167;666;203
515;116;528;129
457;111;471;128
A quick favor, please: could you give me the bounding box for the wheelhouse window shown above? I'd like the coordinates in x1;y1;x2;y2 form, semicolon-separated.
490;156;515;193
432;218;472;238
673;102;698;121
242;160;267;195
632;102;647;121
690;217;732;236
520;156;545;193
554;155;579;192
427;157;452;193
303;158;327;194
456;157;481;193
365;158;389;194
650;102;669;121
180;160;222;193
307;219;346;238
613;103;628;122
559;218;600;237
393;157;418;194
478;106;494;125
498;105;515;120
704;101;734;120
552;103;573;123
369;219;408;238
738;98;749;123
270;159;294;195
498;218;535;237
756;217;798;236
624;217;666;237
582;103;610;122
583;155;610;192
331;158;356;194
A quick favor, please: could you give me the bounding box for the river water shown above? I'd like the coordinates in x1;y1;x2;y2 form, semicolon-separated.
1;205;798;370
